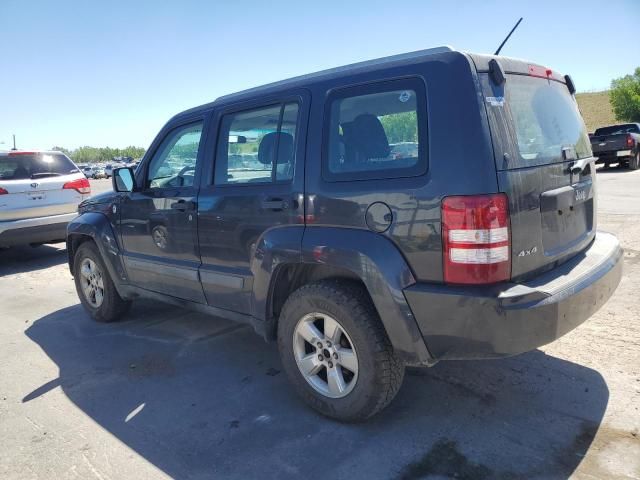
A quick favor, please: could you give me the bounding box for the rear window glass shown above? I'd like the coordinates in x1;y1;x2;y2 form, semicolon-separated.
594;124;639;136
503;75;591;166
323;78;427;181
0;153;79;180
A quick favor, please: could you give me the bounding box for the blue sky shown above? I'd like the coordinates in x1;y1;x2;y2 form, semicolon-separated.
1;0;638;150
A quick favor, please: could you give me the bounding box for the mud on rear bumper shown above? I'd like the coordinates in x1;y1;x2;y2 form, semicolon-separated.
404;232;623;360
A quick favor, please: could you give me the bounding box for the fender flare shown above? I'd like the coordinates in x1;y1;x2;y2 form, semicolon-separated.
252;226;433;365
66;212;128;295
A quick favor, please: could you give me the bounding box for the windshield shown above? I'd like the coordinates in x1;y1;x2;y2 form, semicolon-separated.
0;153;79;180
505;75;591;165
594;124;640;136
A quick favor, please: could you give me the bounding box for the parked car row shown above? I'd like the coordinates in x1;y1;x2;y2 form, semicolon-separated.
76;161;140;179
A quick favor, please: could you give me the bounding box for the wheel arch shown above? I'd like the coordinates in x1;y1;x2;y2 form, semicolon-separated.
67;212;128;295
255;226;433;365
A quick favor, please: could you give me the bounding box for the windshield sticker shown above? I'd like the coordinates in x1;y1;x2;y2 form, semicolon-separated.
486;96;505;107
398;91;411;103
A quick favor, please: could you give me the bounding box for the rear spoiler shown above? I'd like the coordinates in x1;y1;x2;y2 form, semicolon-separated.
479;54;576;93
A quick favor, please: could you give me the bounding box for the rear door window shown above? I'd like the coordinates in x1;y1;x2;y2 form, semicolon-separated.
323;78;428;181
482;74;591;170
0;153;79;180
214;102;299;185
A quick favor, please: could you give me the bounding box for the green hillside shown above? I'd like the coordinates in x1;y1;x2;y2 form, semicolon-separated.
575;91;616;133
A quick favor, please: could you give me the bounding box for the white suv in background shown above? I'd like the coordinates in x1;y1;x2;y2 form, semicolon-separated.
0;150;90;247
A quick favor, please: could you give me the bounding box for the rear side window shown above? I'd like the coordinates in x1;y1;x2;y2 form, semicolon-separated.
0;153;78;180
323;78;427;181
215;102;299;185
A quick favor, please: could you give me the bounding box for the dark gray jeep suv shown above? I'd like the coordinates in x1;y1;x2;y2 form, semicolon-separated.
67;46;623;421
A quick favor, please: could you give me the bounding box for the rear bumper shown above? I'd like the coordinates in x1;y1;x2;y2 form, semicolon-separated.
0;213;77;247
404;231;623;360
595;150;632;163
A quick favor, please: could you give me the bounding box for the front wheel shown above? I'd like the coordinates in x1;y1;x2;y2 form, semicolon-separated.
277;280;404;422
73;241;131;322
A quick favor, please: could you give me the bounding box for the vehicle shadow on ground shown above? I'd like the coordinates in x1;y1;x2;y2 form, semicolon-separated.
0;243;67;275
25;303;609;480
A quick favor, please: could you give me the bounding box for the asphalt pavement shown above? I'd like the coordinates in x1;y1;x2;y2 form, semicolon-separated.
0;168;638;479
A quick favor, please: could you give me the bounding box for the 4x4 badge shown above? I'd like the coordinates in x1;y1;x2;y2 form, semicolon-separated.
517;246;537;257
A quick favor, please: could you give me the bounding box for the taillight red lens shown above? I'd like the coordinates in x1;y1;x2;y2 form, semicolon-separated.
63;178;91;194
442;194;511;285
0;187;8;195
627;135;634;148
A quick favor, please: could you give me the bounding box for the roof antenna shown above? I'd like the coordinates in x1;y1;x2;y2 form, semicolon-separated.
494;17;523;56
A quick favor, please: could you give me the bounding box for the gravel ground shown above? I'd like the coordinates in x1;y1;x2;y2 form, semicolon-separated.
0;171;638;479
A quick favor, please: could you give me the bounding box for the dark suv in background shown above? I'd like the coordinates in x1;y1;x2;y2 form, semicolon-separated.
67;46;622;421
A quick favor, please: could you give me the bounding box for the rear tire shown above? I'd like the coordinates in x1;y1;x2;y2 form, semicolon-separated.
277;280;405;422
73;241;131;322
630;152;640;170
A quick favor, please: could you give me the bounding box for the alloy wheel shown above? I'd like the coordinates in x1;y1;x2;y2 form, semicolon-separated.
79;258;105;308
293;312;359;398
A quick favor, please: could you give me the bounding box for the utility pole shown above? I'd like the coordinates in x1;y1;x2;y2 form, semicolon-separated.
12;134;17;151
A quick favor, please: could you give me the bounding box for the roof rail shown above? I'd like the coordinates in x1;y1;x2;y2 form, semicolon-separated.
215;46;456;103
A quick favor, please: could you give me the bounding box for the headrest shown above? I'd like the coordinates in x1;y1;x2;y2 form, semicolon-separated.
257;132;294;165
343;114;390;160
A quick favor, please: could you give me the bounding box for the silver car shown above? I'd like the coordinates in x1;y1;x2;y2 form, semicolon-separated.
0;150;91;247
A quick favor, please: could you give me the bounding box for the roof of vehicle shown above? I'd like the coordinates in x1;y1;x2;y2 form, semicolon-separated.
173;46;460;119
594;123;640;131
0;150;65;157
170;47;566;124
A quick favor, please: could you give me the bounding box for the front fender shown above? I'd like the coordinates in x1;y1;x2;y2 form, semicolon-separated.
67;212;127;291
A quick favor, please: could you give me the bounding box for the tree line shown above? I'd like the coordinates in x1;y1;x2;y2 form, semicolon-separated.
610;67;640;123
51;145;146;164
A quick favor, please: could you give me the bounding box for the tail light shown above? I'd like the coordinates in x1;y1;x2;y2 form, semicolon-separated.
63;177;91;194
0;187;8;195
442;194;511;285
627;135;634;148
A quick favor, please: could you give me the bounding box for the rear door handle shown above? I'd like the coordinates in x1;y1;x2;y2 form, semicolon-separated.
262;198;287;210
171;200;196;211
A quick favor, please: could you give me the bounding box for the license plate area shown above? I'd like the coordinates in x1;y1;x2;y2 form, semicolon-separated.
27;191;47;201
540;181;594;256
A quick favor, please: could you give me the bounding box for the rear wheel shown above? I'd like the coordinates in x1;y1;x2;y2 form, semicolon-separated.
630;152;640;170
277;280;404;422
73;241;131;322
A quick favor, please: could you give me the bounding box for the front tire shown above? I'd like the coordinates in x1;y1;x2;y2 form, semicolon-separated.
277;280;404;422
73;241;131;322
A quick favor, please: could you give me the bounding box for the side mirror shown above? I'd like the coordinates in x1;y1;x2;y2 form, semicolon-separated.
112;167;136;192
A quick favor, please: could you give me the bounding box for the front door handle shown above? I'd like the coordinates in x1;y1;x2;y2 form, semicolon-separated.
261;198;288;210
171;200;196;211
